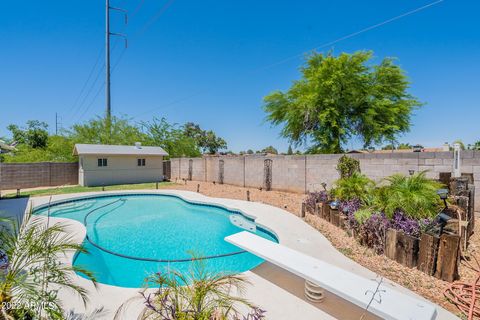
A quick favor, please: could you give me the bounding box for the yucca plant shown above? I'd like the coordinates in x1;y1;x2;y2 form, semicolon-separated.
379;171;444;219
136;259;265;320
0;210;95;320
332;172;375;204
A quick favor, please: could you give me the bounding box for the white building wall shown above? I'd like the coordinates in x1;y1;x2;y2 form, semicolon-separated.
80;154;164;186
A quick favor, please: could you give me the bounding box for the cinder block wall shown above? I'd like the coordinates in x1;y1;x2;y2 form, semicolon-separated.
0;162;78;190
170;151;480;211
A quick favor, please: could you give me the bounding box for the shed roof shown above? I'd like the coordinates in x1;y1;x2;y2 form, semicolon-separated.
73;143;168;156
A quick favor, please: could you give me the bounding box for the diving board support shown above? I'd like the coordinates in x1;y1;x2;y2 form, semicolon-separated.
225;231;437;320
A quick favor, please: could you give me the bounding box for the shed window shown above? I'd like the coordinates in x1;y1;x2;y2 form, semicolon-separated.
98;158;108;167
137;158;146;166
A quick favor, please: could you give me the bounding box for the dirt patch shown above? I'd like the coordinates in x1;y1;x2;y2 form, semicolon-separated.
167;180;475;316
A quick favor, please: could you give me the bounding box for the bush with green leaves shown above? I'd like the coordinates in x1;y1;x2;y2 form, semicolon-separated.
336;155;361;179
332;172;375;203
353;208;373;224
377;171;444;219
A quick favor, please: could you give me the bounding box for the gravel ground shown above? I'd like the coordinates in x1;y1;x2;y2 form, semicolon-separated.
167;180;477;316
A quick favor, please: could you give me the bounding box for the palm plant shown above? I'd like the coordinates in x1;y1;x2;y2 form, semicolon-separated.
0;210;95;320
332;172;375;204
378;171;443;219
136;260;265;320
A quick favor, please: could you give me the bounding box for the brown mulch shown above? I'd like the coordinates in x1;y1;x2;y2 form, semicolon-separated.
166;180;479;316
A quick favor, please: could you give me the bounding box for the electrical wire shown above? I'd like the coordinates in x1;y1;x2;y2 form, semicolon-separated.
65;48;104;120
256;0;444;72
130;0;445;119
135;0;177;37
72;0;176;120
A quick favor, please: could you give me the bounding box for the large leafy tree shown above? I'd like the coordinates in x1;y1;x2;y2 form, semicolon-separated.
2;136;76;163
142;117;201;158
474;140;480;150
7;120;49;149
263;51;422;153
69;115;148;145
382;142;412;150
183;122;227;154
260;146;278;154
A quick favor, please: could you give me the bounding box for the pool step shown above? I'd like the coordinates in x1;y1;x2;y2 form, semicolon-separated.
229;215;256;232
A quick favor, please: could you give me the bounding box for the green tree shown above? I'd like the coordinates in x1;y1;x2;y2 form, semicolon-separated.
382;144;395;150
7;120;49;149
143;117;201;158
183;122;227;154
398;143;412;150
246;149;254;154
452;139;465;150
474;141;480;150
382;142;411;150
261;146;278;154
69;115;148;145
287;145;293;155
263;51;422;154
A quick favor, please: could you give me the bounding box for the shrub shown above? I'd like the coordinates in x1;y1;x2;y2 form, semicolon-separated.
354;208;373;224
332;172;375;203
360;213;389;254
336;155;361;178
387;210;434;238
338;199;362;231
304;191;328;212
380;171;444;219
338;198;361;215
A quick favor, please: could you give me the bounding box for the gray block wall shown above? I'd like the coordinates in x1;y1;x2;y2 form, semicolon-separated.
0;162;79;190
171;151;480;212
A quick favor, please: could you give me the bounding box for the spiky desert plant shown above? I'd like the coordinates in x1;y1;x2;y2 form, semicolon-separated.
0;211;95;320
138;259;265;320
332;172;375;203
380;171;444;219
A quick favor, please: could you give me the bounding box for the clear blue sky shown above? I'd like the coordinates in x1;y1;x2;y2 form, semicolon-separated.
1;0;479;152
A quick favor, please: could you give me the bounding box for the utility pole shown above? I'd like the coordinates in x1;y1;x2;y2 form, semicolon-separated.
105;0;111;120
105;0;128;120
55;112;58;135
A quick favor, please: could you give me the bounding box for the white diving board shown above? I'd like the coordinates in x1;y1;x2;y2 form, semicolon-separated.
225;231;437;320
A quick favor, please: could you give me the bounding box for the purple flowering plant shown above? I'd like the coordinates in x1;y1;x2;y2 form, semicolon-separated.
304;191;329;213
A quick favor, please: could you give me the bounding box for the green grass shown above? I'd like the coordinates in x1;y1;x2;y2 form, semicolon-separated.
2;182;175;198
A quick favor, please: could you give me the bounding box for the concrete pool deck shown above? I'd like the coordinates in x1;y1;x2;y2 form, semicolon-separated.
0;190;459;320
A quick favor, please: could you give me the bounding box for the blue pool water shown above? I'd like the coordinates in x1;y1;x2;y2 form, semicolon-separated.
34;194;277;288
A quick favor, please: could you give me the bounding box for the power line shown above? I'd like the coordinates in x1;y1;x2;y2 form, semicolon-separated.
78;83;106;121
131;0;444;119
136;0;177;37
256;0;444;71
109;0;177;74
65;48;103;120
70;0;171;122
70;63;106;120
76;46;126;121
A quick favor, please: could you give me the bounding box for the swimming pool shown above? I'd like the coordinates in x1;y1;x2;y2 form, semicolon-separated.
34;194;277;288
